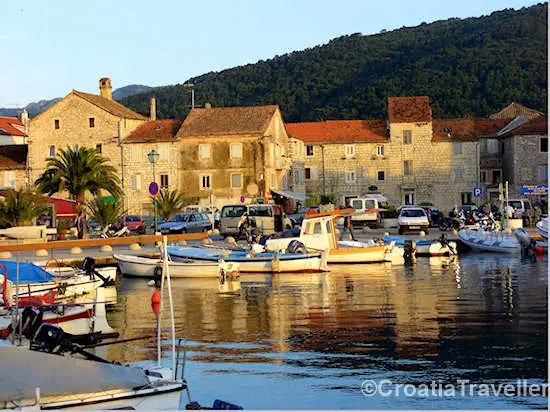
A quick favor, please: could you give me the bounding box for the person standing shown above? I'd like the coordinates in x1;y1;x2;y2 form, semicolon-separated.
213;208;221;230
76;211;86;239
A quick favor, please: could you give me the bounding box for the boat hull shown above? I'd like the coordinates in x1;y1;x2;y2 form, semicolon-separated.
458;229;520;253
380;235;457;256
327;246;387;263
114;254;229;278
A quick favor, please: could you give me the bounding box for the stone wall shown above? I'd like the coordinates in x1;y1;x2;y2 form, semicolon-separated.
508;134;548;197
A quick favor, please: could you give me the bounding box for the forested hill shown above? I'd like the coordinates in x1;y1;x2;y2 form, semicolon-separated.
121;3;547;122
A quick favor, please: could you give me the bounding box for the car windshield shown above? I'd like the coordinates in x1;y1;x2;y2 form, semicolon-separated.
249;206;272;217
168;214;188;222
125;216;140;222
222;206;247;218
509;201;522;209
401;209;426;217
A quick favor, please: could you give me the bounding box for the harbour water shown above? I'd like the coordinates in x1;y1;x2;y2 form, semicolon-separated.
104;254;548;409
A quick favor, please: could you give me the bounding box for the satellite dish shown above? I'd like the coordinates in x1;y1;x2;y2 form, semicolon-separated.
247;183;259;196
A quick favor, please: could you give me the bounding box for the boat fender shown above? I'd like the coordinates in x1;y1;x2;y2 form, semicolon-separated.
153;265;163;288
151;288;161;304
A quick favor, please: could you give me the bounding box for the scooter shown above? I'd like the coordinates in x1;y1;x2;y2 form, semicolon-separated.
100;223;129;238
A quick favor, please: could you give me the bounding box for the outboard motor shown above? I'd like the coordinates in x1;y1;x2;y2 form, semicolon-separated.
30;323;65;353
403;240;416;266
82;256;95;279
19;306;44;339
286;240;307;254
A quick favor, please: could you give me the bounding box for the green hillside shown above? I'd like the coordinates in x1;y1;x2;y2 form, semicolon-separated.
121;3;547;121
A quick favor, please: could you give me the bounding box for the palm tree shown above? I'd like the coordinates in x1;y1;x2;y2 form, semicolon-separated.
0;188;49;226
86;197;126;231
153;189;185;220
35;146;122;203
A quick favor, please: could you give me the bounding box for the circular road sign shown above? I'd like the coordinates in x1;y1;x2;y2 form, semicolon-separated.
149;182;159;196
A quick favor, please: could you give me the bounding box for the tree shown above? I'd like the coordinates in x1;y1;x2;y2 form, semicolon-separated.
0;188;49;226
153;189;185;220
85;197;125;231
35;146;122;203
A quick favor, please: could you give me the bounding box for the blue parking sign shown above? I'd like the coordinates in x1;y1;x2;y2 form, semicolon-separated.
473;187;483;197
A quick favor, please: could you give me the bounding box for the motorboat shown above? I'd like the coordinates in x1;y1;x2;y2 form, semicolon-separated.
458;228;521;253
114;253;240;279
536;217;548;239
263;210;406;265
380;234;457;256
167;246;328;273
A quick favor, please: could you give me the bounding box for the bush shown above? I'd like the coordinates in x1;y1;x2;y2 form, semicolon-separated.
382;206;398;218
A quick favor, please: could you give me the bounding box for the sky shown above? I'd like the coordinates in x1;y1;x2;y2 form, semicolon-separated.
0;0;544;107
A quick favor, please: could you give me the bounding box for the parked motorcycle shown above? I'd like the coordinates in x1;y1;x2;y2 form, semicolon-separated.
100;223;129;238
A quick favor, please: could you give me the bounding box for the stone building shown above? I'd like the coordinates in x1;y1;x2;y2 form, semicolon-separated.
0;114;28;145
27;78;148;187
121;104;298;213
287;96;511;212
0;145;28;189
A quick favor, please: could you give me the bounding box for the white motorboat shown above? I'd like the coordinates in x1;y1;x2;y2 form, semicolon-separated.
114;253;240;279
458;229;521;253
380;235;457;256
536;217;548;239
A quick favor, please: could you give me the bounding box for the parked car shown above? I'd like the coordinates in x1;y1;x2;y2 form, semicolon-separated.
398;206;430;234
420;205;442;227
158;212;211;234
123;215;146;234
507;198;533;217
184;205;214;224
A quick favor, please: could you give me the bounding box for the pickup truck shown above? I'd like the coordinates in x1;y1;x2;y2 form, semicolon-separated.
349;197;385;228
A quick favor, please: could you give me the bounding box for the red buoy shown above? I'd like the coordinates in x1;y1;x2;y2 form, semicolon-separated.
535;246;545;256
151;302;160;318
151;289;161;304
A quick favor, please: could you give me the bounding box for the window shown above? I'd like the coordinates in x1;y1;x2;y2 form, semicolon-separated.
231;173;242;188
487;139;499;154
461;192;472;205
199;144;211;159
377;171;385;181
540;137;548;153
304;168;311;180
404;192;414;205
89;117;95;128
491;170;501;184
344;170;356;183
404;160;413;176
95;144;102;154
49;145;55;158
306;145;314;156
74;144;79;151
230;143;242;159
539;166;548;183
376;145;385;157
403;130;412;144
344;144;356;158
131;174;142;190
480;170;487;183
455;167;463;182
454;142;463;154
200;174;211;189
54;119;60;129
160;174;169;188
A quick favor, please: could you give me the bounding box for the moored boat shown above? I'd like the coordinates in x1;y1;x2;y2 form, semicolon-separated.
380;235;457;256
114;253;240;279
168;246;328;273
536;217;548;239
458;228;520;253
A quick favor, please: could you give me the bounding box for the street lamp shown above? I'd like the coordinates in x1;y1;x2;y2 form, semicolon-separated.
148;149;160;233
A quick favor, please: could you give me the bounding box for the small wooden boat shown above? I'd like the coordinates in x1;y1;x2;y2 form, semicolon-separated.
458;229;520;253
167;246;328;273
114;253;240;279
380;235;457;256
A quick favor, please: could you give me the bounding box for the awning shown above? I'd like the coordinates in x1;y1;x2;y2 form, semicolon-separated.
270;189;309;202
360;193;388;202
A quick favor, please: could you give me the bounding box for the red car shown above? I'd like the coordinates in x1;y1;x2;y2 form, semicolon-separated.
123;215;146;234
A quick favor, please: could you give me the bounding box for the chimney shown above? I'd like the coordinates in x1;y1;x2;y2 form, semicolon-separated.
204;102;212;109
150;97;156;121
99;77;112;100
21;109;29;134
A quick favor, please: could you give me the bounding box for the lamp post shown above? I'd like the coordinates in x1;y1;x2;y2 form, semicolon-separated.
148;149;160;233
321;144;326;199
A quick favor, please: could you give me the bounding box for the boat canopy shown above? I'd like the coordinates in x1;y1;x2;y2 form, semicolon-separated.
0;260;53;283
0;345;150;404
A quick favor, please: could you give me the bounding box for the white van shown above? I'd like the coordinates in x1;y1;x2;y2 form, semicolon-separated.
349;195;389;228
220;204;290;237
507;199;533;217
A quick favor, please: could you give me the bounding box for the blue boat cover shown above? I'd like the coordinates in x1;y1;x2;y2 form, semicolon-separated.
381;235;433;246
0;260;53;283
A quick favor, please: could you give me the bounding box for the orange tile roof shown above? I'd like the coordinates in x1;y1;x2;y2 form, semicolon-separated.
285;120;388;143
489;103;544;121
501;117;548;137
388;96;432;123
122;120;183;144
176;105;278;137
432;118;510;141
0;116;27;137
72;90;147;121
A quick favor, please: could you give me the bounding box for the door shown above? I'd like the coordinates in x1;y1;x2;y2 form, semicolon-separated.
188;213;198;232
404;192;415;205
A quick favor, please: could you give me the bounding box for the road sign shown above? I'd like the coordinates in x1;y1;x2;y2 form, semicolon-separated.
240;195;245;203
149;182;159;196
473;187;483;197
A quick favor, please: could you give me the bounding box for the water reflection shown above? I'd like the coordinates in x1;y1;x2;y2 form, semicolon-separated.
105;254;547;409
